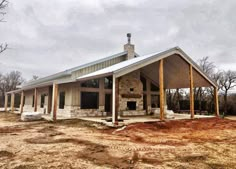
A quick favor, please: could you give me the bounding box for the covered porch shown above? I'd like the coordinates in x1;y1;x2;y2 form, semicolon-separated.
76;48;219;125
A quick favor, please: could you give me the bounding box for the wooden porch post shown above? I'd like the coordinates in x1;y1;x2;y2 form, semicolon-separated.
112;75;119;124
34;88;37;112
159;59;165;120
20;91;24;114
11;93;15;113
189;65;194;119
214;86;220;117
4;94;8;112
52;83;58;121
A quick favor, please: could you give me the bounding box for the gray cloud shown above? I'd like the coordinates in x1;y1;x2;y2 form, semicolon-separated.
0;0;236;80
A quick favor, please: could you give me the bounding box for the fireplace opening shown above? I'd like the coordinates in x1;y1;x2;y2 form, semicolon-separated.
127;101;136;110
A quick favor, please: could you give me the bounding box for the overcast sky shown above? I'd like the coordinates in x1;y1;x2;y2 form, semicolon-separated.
0;0;236;80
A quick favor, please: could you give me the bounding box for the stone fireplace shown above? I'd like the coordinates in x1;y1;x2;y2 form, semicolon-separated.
119;70;146;116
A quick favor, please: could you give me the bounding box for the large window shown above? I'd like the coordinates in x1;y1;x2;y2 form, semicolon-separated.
151;83;159;91
81;79;99;88
151;94;160;108
40;94;46;108
104;76;112;89
81;92;99;109
59;92;65;109
140;76;147;91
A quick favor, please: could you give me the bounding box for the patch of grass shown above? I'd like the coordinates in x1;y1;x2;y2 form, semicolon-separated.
0;150;14;158
13;165;37;169
0;112;21;122
177;154;207;162
206;162;232;169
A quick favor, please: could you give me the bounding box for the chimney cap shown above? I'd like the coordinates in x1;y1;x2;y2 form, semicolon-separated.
127;33;131;44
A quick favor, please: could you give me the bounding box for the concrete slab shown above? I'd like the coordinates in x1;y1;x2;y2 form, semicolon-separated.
78;113;215;126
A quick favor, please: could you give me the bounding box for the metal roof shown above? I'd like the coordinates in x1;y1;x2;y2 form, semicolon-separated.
77;46;217;87
20;51;129;87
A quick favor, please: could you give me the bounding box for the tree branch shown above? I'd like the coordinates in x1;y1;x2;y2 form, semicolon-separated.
0;43;7;53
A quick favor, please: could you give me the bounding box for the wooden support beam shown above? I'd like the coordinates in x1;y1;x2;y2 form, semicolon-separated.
115;78;119;123
159;59;165;120
20;91;24;114
34;88;37;112
112;75;119;124
189;65;194;119
11;93;15;113
52;83;58;121
4;94;8;112
214;86;220;117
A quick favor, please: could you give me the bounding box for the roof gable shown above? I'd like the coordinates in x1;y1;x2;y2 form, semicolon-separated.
77;47;217;87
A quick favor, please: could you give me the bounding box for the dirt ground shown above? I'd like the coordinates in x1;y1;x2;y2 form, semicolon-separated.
0;112;235;169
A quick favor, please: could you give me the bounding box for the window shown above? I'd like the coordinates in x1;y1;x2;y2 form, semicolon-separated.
40;94;46;108
81;79;99;88
130;88;134;92
81;92;99;109
23;96;25;106
104;76;112;89
127;101;136;110
151;83;159;91
140;76;147;91
151;94;160;108
59;92;65;109
32;95;34;107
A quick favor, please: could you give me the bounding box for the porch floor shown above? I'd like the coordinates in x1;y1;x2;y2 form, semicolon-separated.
78;113;215;126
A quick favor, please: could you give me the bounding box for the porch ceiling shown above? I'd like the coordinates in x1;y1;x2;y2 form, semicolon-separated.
141;54;212;89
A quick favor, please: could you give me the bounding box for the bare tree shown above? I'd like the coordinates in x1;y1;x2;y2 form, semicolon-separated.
0;71;24;106
219;70;236;114
0;0;8;53
195;56;216;112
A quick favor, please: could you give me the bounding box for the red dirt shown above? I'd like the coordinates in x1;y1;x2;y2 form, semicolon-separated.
0;112;235;168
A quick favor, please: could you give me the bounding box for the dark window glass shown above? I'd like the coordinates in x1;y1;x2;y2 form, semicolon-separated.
32;95;34;107
104;76;112;89
40;94;46;108
81;92;99;109
81;79;99;88
151;83;159;91
151;94;160;108
23;96;25;106
140;76;147;91
143;94;147;110
59;92;65;109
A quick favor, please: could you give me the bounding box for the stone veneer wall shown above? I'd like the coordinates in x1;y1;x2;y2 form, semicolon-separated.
70;106;107;118
119;70;145;116
23;105;34;112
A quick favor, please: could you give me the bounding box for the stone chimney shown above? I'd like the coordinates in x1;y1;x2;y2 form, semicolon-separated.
124;33;135;60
